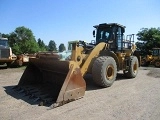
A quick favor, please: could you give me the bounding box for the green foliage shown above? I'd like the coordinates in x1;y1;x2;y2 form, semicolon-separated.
12;44;21;54
59;43;66;52
1;33;9;38
48;40;57;51
37;38;47;51
8;33;17;47
8;26;40;54
136;27;160;55
2;26;66;54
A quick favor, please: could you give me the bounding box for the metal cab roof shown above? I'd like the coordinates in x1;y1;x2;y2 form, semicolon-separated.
153;48;160;50
93;23;126;28
0;38;8;40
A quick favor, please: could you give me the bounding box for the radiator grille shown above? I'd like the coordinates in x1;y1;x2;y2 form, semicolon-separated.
0;49;10;58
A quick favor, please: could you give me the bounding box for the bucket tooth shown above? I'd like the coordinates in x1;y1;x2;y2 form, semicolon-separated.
44;98;54;105
29;92;41;99
18;89;25;93
22;92;29;97
39;99;52;106
29;94;36;99
39;101;44;106
24;91;31;96
50;103;60;108
33;97;41;102
28;90;39;94
38;94;50;100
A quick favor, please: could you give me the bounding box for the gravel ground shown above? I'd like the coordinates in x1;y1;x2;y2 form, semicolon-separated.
0;66;160;120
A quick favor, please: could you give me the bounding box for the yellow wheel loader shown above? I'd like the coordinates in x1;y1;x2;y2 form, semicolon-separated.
153;48;160;67
141;48;160;67
0;37;35;68
0;37;17;67
141;55;152;66
14;23;139;108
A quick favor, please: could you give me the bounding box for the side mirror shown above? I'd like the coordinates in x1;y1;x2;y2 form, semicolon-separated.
91;40;96;44
93;30;95;37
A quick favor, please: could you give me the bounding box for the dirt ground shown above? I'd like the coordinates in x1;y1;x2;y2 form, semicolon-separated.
0;66;160;120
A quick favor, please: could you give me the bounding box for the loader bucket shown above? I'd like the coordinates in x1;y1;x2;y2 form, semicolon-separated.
16;58;86;108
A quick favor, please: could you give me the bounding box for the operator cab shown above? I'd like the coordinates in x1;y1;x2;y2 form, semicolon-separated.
152;48;160;56
93;23;134;52
0;38;8;47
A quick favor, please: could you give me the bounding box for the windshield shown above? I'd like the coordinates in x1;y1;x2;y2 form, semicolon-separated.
96;27;112;43
153;49;160;56
0;39;8;46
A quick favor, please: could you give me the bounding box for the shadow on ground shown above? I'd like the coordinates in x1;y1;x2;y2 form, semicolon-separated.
85;73;129;91
0;66;7;69
3;73;130;107
3;85;48;106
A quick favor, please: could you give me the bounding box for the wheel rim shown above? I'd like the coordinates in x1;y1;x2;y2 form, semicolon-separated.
141;60;145;65
106;65;114;80
155;61;160;67
133;62;138;73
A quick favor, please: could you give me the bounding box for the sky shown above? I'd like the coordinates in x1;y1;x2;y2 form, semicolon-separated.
0;0;160;47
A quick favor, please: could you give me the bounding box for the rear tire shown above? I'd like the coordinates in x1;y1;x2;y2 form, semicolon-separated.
16;60;23;67
154;60;160;67
92;56;117;87
124;56;139;78
141;59;149;66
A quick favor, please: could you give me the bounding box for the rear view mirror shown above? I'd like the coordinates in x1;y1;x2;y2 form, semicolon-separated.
93;30;95;37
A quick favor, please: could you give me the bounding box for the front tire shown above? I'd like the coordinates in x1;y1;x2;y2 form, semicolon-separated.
124;56;139;78
92;56;117;87
16;60;23;67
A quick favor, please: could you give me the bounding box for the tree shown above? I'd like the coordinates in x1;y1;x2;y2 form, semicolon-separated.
48;40;57;51
8;32;17;47
59;43;66;52
37;38;47;51
136;27;160;55
1;33;9;38
8;26;40;54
